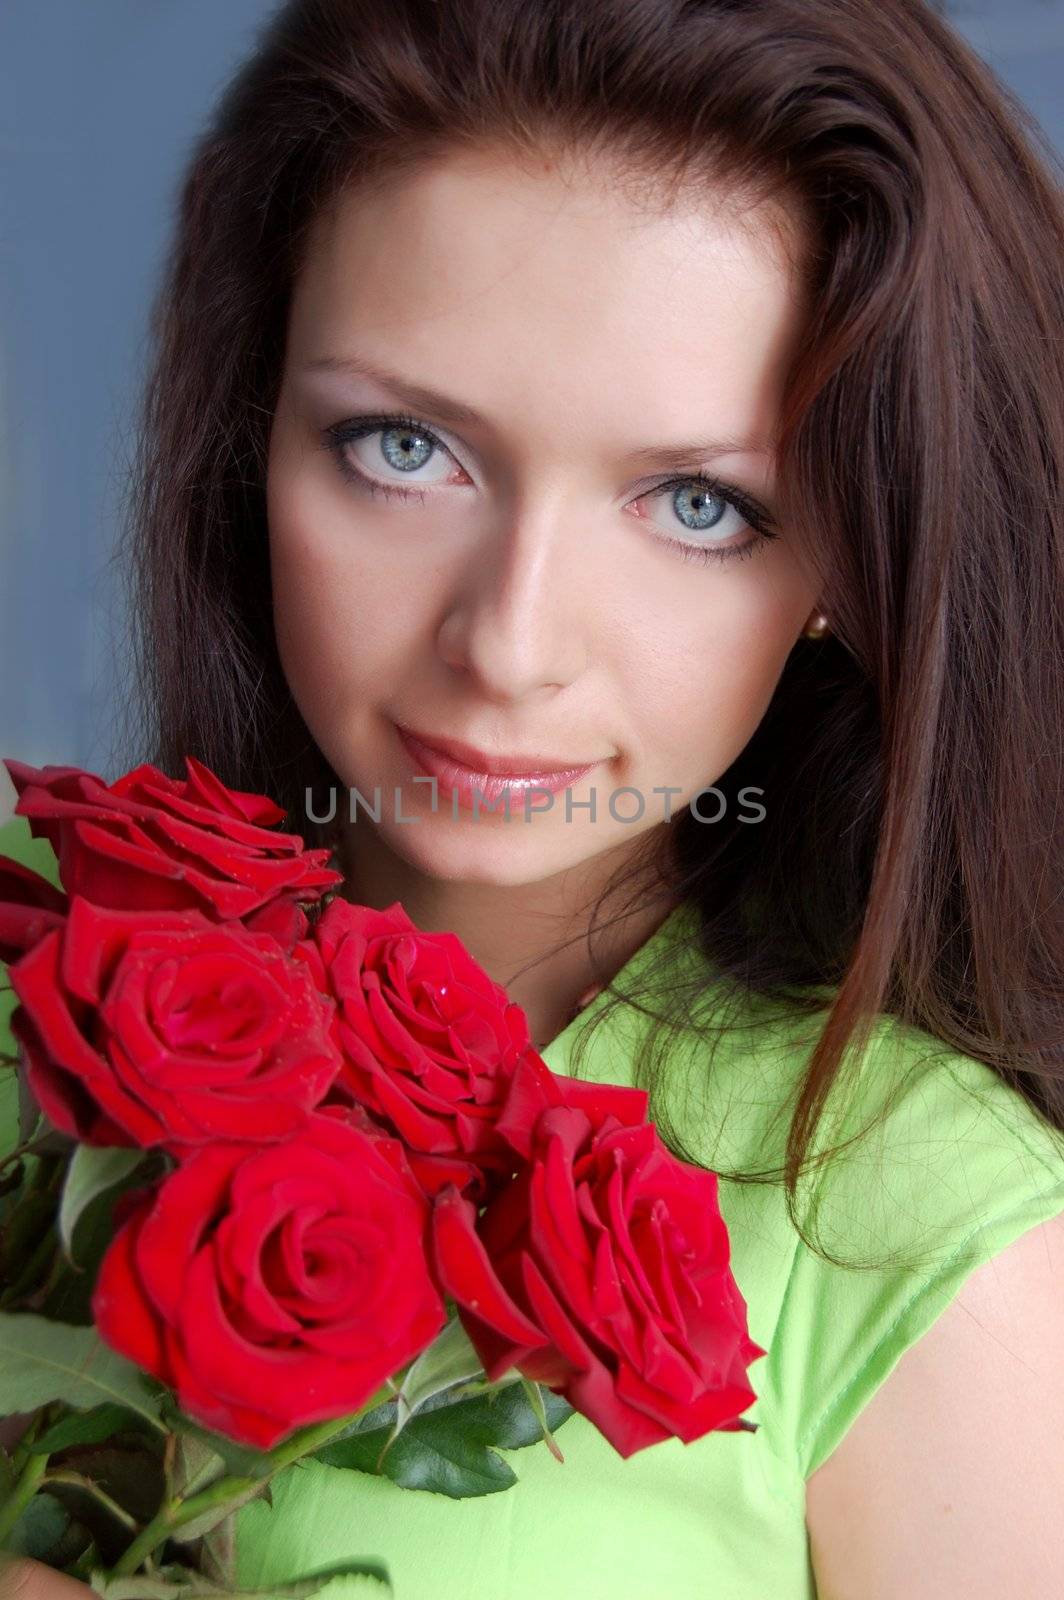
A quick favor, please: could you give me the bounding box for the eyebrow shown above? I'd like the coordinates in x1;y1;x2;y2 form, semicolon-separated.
304;353;774;464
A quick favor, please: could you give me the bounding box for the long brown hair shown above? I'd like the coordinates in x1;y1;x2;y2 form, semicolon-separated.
118;0;1064;1263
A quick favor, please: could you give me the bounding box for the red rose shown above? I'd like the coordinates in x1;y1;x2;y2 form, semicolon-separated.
301;897;535;1197
8;898;341;1149
432;1059;765;1458
92;1112;447;1448
3;755;340;921
494;1042;653;1157
0;855;68;964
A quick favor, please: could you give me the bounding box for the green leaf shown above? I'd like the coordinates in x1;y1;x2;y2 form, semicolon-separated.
193;1505;239;1588
159;1396;276;1481
312;1380;574;1498
0;1158;25;1203
30;1402;148;1453
519;1376;567;1463
44;1150;169;1325
88;1556;392;1598
89;1573;177;1600
66;1536;103;1581
0;1190;57;1303
4;1490;70;1560
168;1428;227;1499
392;1313;486;1433
166;1477;275;1544
17;1059;43;1145
0;1312;163;1427
59;1146;149;1261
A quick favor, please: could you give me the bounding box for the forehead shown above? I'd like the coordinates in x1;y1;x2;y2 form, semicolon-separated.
285;144;807;451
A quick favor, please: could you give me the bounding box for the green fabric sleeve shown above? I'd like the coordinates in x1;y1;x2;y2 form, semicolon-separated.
763;1034;1064;1479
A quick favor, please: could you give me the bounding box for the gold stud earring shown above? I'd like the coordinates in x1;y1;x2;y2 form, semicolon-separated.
802;612;830;640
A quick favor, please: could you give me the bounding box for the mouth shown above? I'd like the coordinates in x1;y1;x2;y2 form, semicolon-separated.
394;722;603;776
393;722;603;805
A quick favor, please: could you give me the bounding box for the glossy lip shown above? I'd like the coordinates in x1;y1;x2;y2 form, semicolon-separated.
394;722;602;810
395;721;600;777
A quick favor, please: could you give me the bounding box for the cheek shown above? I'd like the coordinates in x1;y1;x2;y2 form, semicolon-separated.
265;452;414;717
269;511;351;709
625;567;806;785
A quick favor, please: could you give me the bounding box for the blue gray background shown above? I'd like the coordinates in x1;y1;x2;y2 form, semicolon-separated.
1;0;1061;819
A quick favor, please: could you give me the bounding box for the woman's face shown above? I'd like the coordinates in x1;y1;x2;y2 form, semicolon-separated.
267;144;821;891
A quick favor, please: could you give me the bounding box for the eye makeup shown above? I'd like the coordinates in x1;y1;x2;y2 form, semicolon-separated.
318;410;779;568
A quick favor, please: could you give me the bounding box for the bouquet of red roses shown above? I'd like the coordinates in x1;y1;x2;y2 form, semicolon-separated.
0;754;764;1596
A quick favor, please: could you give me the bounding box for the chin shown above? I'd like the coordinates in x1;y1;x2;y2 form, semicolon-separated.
371;813;599;890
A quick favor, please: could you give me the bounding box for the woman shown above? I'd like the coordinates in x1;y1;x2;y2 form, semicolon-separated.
2;0;1063;1594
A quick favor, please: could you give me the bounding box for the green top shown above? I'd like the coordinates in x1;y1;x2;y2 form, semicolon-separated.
2;811;1063;1599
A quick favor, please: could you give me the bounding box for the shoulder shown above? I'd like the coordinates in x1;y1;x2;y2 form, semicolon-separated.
780;1019;1064;1454
805;1198;1064;1597
767;1016;1064;1591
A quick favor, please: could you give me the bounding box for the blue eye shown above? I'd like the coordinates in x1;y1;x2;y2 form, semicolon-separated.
638;476;775;564
319;411;778;568
674;482;731;531
378;422;435;472
323;414;457;490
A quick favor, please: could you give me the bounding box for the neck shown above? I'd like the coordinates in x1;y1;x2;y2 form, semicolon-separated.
336;825;681;1051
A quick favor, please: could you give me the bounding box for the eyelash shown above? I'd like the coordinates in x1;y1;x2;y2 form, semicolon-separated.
318;410;778;567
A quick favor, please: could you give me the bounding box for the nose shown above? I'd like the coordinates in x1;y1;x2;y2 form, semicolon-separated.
436;501;591;703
